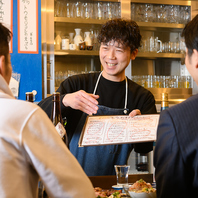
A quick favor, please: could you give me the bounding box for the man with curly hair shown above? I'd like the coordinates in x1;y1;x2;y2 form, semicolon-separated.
39;19;157;176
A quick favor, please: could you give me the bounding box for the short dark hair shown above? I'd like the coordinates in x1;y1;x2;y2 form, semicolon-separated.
182;14;198;56
97;18;142;53
0;23;12;65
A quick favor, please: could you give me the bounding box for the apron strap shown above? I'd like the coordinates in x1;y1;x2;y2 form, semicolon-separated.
124;77;128;110
93;71;103;95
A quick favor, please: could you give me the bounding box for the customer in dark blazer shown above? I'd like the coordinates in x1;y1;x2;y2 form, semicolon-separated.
154;14;198;198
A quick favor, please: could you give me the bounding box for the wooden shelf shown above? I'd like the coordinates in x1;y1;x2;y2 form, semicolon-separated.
137;52;185;59
54;17;108;25
54;17;185;30
138;21;185;29
55;50;99;56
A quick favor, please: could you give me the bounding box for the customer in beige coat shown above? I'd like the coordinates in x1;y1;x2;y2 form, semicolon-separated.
0;23;95;198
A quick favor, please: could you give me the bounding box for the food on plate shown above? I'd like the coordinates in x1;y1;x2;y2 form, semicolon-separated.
94;187;122;198
129;179;156;193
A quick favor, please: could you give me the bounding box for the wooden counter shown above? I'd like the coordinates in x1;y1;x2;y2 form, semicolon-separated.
89;174;153;189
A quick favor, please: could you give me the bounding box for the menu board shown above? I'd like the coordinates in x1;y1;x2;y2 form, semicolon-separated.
18;0;38;53
79;114;160;147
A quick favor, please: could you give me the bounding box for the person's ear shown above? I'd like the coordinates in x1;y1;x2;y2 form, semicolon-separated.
193;49;198;68
0;55;6;76
130;49;138;60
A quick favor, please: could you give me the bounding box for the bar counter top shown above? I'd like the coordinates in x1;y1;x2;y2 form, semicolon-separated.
89;174;153;189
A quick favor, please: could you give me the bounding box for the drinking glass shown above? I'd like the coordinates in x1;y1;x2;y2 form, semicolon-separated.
149;36;155;52
66;2;75;18
182;76;191;88
154;5;163;23
168;5;175;23
113;2;121;19
107;2;113;20
54;0;61;17
135;4;145;22
75;1;82;18
160;76;166;88
84;3;93;19
59;1;66;17
144;4;153;22
94;2;103;20
162;5;168;23
173;5;180;24
114;165;130;186
131;3;136;20
184;6;191;23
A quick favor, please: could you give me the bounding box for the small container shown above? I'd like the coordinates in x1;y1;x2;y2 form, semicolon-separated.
86;45;93;50
79;42;86;50
62;38;69;50
69;43;76;50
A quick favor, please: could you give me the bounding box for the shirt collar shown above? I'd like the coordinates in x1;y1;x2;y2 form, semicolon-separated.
0;75;15;99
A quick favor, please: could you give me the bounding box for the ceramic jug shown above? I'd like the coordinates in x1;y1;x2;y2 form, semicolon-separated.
74;28;83;47
84;31;92;46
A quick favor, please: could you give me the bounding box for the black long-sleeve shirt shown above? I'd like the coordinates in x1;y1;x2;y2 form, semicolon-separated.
39;72;157;154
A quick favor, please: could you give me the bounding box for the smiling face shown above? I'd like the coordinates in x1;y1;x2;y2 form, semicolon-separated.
99;40;137;82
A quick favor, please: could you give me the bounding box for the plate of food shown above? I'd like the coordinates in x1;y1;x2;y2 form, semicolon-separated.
94;187;122;198
128;179;156;198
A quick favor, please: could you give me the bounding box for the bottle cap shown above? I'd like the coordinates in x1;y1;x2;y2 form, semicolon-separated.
52;92;60;101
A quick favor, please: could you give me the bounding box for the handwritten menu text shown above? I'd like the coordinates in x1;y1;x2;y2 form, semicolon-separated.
79;115;159;146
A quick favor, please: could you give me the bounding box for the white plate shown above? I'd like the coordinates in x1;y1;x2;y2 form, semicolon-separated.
128;191;156;198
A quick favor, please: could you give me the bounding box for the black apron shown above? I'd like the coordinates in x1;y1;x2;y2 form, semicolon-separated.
69;72;133;176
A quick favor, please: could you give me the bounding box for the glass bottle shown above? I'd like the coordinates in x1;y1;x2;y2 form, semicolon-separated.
26;92;34;102
161;92;169;111
51;92;68;146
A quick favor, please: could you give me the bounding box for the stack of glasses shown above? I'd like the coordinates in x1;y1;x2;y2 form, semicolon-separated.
131;3;190;24
55;0;121;20
132;75;191;88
